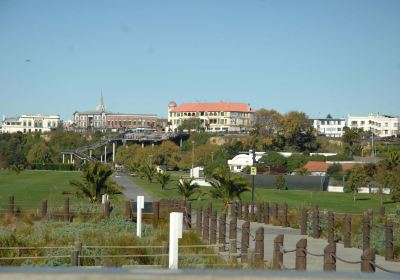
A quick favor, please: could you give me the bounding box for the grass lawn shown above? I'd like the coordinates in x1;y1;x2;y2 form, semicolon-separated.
131;175;400;214
0;170;83;210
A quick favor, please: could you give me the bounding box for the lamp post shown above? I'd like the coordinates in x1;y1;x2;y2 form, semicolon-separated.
250;149;256;206
191;141;195;178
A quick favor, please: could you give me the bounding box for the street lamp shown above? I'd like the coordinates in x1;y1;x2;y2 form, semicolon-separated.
250;149;256;206
191;141;195;178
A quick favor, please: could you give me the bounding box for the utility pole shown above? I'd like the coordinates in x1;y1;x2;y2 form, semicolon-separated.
191;141;195;178
251;149;256;206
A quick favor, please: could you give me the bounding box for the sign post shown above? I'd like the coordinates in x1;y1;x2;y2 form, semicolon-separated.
250;149;257;206
137;196;144;238
169;212;183;270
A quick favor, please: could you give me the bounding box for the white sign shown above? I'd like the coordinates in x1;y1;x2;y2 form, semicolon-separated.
101;194;109;204
169;212;183;270
251;167;257;176
136;196;144;238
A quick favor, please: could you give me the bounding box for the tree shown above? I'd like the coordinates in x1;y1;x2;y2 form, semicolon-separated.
156;172;171;190
342;127;363;157
274;175;286;190
345;165;368;201
283;111;318;152
253;108;284;137
176;178;200;201
178;119;203;131
27;143;52;163
382;151;400;171
208;173;249;212
66;162;122;203
140;163;157;183
259;152;287;171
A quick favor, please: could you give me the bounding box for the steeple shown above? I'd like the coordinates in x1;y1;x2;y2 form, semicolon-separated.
96;91;106;112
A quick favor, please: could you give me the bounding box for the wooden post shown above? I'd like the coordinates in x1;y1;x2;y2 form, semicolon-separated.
362;214;370;251
152;201;160;226
203;207;210;242
385;221;394;261
295;238;307;271
272;234;284;270
208;202;213;215
255;227;264;267
41;200;47;220
312;206;320;239
229;212;237;253
71;241;82;266
185;201;192;229
282;203;289;227
162;241;169;267
241;221;250;263
257;203;264;223
244;203;249;221
327;211;334;243
344;214;352;248
250;203;255;221
64;197;70;222
271;203;278;223
300;208;308;235
264;202;270;224
238;201;242;219
230;239;237;263
379;206;385;218
8;196;14;215
367;209;373;225
104;201;110;218
196;207;203;236
210;210;217;245
361;248;375;273
219;213;226;252
125;200;132;220
324;242;336;272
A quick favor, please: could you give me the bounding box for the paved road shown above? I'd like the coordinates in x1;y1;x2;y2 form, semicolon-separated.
113;174;154;202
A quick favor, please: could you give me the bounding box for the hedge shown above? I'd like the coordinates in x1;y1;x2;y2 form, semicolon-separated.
30;163;75;171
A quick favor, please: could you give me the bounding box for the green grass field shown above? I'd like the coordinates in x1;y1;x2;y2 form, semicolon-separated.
132;175;400;214
0;170;82;209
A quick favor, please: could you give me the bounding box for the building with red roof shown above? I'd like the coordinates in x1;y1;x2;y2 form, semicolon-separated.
167;101;254;132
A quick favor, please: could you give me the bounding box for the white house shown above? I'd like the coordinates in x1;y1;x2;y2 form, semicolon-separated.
348;114;400;137
312;117;346;138
1;114;61;134
228;151;266;172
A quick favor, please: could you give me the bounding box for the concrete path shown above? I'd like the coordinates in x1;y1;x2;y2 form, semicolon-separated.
113;173;154;202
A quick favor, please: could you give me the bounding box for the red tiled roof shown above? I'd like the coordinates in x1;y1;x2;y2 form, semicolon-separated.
341;163;358;171
304;161;330;172
170;102;253;113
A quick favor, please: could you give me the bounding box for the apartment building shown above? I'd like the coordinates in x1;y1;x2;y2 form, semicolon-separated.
312;117;346;138
167;101;254;132
348;114;400;137
1;114;61;133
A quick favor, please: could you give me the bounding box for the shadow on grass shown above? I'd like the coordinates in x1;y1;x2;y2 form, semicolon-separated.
355;198;371;201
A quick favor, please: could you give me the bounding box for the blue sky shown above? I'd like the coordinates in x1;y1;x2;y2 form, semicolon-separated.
0;0;399;120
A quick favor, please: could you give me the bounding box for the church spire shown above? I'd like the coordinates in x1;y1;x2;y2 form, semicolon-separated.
96;90;106;112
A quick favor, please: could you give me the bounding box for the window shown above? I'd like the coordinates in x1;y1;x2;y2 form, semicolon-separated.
351;121;357;125
23;122;26;126
361;121;365;125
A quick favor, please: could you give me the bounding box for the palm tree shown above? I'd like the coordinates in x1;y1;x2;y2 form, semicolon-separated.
176;178;200;201
157;172;171;190
65;161;122;203
140;163;157;183
382;151;400;171
208;173;249;212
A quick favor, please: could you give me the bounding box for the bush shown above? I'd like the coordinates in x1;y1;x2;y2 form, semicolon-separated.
31;163;75;171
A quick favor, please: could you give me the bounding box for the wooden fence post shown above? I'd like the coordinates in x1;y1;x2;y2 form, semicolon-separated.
344;214;352;248
238;201;242;219
362;214;370;251
250;203;255;221
230;239;237;263
229;212;237;255
312;206;320;239
64;197;70;222
241;221;250;263
271;203;278;223
324;242;336;272
41;200;47;220
255;227;264;267
244;203;249;221
203;207;210;242
196;207;203;235
272;234;284;270
104;201;110;218
125;200;132;220
327;211;334;243
264;202;270;224
300;208;308;235
152;201;160;226
8;196;14;215
162;241;169;267
385;221;394;261
210;210;217;245
71;241;82;266
282;203;288;227
295;238;307;271
256;203;263;223
361;248;375;273
379;206;385;218
219;213;226;252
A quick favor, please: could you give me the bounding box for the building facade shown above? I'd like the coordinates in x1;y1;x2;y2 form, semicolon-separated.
348;114;400;137
312;117;346;138
167;101;254;132
1;114;61;133
73;95;166;131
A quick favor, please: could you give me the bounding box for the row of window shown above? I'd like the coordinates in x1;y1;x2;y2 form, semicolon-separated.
351;120;399;128
170;112;252;118
108;120;156;127
4;121;58;127
315;120;345;125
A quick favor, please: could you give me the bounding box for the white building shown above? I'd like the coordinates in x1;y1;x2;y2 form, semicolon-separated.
73;95;108;131
228;151;266;173
348;114;400;137
312;117;346;138
167;101;254;133
1;114;61;133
